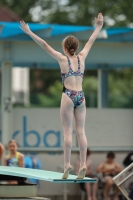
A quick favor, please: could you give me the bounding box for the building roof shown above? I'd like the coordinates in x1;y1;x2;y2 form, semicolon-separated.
0;22;133;42
0;7;20;22
0;22;95;40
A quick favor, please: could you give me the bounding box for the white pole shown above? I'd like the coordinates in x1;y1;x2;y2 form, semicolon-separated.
98;69;102;108
1;61;13;163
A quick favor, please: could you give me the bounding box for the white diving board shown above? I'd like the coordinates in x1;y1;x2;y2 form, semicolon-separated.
0;166;97;183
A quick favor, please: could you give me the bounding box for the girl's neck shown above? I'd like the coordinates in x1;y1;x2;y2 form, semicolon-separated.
65;52;76;57
10;152;16;156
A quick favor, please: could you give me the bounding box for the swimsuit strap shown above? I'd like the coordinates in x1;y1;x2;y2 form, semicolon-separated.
16;152;19;159
67;56;80;70
8;152;19;159
67;56;71;68
77;56;80;70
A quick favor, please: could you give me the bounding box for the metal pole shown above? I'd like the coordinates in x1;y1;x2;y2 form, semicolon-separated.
98;68;108;108
1;61;13;163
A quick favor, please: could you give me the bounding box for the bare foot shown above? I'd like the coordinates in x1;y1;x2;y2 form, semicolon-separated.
62;165;72;179
76;167;86;179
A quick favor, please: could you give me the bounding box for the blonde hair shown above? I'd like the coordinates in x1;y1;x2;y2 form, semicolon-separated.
8;139;17;146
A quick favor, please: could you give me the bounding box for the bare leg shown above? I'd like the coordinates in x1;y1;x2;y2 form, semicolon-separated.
60;93;74;179
92;182;98;200
104;176;113;200
84;183;92;200
114;186;119;200
74;100;88;179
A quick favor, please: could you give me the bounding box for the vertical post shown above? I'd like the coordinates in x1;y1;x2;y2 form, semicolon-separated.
1;41;13;163
1;61;13;149
98;68;108;108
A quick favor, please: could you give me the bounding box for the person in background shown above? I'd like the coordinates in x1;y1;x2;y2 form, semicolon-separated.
97;151;122;200
0;142;4;160
76;148;98;200
4;139;24;184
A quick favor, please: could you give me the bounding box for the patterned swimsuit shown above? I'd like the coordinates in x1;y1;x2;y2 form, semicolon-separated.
61;56;85;108
6;152;19;167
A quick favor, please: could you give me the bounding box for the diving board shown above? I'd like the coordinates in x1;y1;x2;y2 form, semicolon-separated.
0;166;97;183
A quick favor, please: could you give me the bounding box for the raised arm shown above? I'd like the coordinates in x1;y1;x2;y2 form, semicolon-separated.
19;21;62;61
79;13;104;60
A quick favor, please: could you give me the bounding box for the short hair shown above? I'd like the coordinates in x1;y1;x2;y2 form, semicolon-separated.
107;151;115;159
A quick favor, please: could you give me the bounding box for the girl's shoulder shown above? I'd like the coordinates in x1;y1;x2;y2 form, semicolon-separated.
17;152;24;159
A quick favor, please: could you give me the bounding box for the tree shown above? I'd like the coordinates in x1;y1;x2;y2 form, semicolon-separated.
1;0;132;26
39;0;133;27
0;0;53;22
109;68;133;108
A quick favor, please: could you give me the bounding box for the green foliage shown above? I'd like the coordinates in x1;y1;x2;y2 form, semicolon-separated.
1;0;133;26
30;73;98;108
30;68;133;108
30;80;62;107
1;0;132;26
109;69;133;108
41;0;133;27
83;76;98;107
0;0;35;21
0;0;53;22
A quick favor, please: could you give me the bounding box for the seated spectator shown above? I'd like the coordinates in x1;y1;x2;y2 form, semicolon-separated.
0;142;4;159
97;151;122;200
75;148;98;200
4;139;24;184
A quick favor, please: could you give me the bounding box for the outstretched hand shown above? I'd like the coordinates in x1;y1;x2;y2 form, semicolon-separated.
19;20;31;34
95;13;104;27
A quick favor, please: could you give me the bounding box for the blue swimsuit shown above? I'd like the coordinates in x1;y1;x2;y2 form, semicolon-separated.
61;56;85;108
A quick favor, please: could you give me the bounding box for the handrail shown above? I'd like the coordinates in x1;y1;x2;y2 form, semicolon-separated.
17;146;133;153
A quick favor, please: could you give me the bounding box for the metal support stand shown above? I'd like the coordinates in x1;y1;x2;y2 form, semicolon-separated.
113;162;133;200
0;179;50;200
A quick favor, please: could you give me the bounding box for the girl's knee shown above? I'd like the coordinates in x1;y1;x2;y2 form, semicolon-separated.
76;129;85;136
105;177;113;186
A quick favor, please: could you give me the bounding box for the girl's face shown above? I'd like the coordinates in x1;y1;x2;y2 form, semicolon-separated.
8;141;17;153
107;157;114;163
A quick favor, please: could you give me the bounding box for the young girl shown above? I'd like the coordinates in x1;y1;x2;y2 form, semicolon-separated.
20;13;103;179
4;140;24;184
